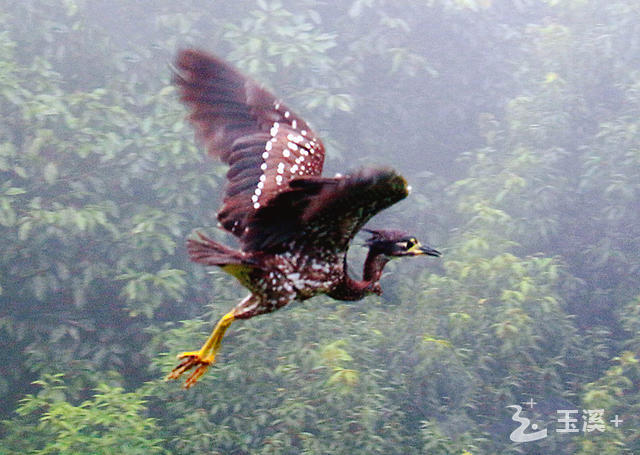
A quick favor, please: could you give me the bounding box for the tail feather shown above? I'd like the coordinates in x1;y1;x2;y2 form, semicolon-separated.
187;232;248;266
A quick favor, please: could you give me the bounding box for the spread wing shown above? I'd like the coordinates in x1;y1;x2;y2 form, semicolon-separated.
243;168;409;253
174;49;325;237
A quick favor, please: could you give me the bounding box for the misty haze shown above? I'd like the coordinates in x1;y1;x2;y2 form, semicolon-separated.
0;1;638;454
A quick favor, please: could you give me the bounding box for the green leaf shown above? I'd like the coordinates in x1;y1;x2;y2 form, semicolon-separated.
18;221;32;240
5;187;26;196
423;335;453;348
43;162;58;184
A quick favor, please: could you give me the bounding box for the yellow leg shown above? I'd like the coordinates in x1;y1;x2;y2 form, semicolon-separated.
166;311;235;388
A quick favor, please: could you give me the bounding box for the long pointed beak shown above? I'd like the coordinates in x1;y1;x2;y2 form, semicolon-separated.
418;245;441;257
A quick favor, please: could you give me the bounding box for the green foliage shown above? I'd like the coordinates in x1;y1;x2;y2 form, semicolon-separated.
1;0;639;453
1;374;164;455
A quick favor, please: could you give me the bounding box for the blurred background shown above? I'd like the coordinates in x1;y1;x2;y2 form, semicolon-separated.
0;0;639;453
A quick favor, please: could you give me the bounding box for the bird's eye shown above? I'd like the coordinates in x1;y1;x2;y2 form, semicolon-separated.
406;240;414;249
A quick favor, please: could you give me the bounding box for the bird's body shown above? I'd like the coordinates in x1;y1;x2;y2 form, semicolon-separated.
191;234;346;319
167;50;440;388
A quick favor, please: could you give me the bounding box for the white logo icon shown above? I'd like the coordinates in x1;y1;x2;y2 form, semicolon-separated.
507;405;548;442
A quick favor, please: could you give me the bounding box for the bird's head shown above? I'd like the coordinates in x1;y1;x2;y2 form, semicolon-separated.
363;229;441;258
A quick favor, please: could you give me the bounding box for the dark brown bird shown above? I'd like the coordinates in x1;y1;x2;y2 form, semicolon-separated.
167;50;440;388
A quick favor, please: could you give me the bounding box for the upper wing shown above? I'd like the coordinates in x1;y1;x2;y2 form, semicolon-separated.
174;49;325;237
243;168;409;253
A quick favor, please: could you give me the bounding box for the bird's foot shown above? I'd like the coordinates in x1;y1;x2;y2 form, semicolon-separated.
167;351;215;389
166;311;235;389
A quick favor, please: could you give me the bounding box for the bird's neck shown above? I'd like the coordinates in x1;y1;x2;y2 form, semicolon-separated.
328;247;390;301
362;247;390;283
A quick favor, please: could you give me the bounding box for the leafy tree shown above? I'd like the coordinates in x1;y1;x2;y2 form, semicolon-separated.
1;0;639;453
1;373;164;455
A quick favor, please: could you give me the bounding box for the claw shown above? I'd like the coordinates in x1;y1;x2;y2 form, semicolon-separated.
176;350;201;359
166;352;214;388
184;362;211;389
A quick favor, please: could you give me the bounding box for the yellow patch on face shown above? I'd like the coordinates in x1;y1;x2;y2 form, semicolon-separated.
406;240;424;255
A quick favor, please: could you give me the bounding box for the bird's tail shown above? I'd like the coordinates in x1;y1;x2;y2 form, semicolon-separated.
187;231;247;266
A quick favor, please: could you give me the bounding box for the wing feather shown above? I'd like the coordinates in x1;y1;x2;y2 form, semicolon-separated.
174;49;325;237
243;168;409;253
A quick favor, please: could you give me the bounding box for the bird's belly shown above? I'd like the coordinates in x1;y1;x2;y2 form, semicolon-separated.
271;254;343;299
253;252;343;301
284;270;341;299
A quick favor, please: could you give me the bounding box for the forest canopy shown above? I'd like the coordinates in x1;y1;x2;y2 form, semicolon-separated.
0;1;639;454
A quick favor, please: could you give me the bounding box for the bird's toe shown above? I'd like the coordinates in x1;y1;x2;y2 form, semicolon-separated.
166;352;214;385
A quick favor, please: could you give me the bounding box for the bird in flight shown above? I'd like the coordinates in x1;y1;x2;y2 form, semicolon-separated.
167;49;440;388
